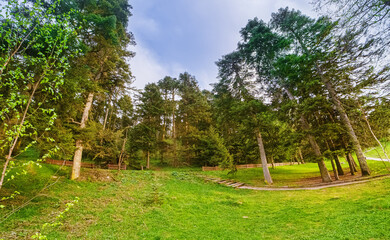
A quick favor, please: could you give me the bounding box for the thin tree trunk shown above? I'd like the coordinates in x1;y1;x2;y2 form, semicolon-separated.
100;96;111;145
0;24;37;76
118;130;128;171
102;95;111;131
345;153;355;175
325;140;340;180
270;155;275;169
330;156;339;180
0;80;40;189
146;150;150;169
256;129;273;185
298;148;305;164
329;139;344;176
334;155;344;176
284;88;332;182
348;153;358;172
360;105;390;166
172;90;177;167
295;153;301;165
71;92;94;180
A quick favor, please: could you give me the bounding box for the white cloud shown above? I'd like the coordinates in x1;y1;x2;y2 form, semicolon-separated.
129;43;187;90
129;44;168;90
128;0;318;90
132;17;160;37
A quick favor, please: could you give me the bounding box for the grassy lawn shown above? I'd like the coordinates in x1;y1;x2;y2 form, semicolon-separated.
1;162;390;239
202;160;390;187
365;142;390;159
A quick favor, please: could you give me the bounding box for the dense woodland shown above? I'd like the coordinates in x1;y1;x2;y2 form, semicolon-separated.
1;0;390;190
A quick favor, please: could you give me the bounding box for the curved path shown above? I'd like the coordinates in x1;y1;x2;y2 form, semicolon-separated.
204;174;390;191
367;157;390;162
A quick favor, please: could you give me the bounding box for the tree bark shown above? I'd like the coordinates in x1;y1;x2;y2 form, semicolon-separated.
329;139;344;175
329;156;339;180
270;155;275;169
298;148;305;164
345;153;355;175
102;95;111;131
146;150;150;169
118;130;128;171
334;155;344;176
348;153;358;172
324;80;370;176
71;92;94;180
256;129;273;185
172;90;178;167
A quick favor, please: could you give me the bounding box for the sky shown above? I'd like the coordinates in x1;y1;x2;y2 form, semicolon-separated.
128;0;318;90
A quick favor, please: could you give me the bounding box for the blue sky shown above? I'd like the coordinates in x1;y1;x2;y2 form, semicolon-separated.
128;0;317;90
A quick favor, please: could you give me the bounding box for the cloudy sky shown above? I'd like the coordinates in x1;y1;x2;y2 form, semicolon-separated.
128;0;318;90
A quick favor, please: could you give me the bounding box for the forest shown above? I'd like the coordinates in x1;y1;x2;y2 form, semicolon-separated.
1;0;390;239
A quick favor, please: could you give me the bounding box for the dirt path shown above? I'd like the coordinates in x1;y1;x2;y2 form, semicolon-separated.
366;157;390;162
204;174;390;191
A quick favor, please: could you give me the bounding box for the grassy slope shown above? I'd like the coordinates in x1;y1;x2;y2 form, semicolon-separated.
1;163;390;240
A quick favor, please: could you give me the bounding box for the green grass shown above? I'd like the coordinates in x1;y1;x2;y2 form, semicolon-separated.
1;163;390;239
202;160;390;187
365;142;390;159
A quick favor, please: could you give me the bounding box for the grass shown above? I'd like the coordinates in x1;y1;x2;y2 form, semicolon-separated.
1;162;390;239
365;141;390;159
202;159;390;187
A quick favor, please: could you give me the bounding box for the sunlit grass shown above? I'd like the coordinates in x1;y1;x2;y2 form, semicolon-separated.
202;160;390;187
1;163;390;240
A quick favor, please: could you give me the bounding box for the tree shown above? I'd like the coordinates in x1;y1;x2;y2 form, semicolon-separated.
271;8;373;175
215;52;273;184
136;83;164;168
0;0;78;189
236;18;333;182
68;0;134;179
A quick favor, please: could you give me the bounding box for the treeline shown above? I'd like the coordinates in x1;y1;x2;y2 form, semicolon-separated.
1;0;389;187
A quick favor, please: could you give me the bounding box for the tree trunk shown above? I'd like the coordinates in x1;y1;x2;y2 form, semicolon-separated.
295;153;300;165
323;80;370;176
0;80;40;189
146;150;150;169
345;153;355;175
118;130;128;171
284;88;332;182
71;92;94;180
333;155;344;176
256;129;273;185
298;148;305;164
329;156;339;180
329;139;344;175
102;95;111;131
270;155;275;169
348;153;358;172
172;90;178;167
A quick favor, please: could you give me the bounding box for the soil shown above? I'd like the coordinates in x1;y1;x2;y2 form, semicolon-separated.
293;172;362;187
78;168;118;182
